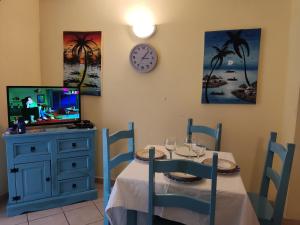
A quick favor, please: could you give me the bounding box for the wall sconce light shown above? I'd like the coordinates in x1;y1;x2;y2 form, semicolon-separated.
126;6;156;39
132;23;156;39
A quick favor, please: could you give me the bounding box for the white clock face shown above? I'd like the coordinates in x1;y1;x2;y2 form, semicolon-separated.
129;44;158;73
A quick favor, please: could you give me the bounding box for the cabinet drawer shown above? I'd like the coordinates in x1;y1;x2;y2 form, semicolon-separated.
57;156;89;179
57;138;89;153
14;142;49;158
59;177;89;195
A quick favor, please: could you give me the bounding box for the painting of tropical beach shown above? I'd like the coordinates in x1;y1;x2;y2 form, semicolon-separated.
63;31;102;96
201;28;261;104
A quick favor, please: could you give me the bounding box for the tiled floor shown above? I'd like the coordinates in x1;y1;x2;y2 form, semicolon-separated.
0;184;104;225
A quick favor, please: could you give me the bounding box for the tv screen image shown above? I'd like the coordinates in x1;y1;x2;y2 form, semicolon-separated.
7;86;81;127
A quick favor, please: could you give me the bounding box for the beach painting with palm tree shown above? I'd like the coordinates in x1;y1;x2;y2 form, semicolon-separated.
202;28;261;104
63;31;101;96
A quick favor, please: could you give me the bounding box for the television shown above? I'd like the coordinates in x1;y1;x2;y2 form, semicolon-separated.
7;86;81;127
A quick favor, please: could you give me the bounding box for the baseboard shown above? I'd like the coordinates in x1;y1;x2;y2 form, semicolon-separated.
95;177;115;185
283;219;300;225
0;192;8;202
95;177;103;184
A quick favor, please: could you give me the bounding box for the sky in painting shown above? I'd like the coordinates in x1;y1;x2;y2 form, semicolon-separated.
203;28;261;70
63;31;101;47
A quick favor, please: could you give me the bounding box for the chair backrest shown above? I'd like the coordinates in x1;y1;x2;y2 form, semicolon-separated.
102;122;135;225
187;118;222;151
148;147;218;225
259;132;295;225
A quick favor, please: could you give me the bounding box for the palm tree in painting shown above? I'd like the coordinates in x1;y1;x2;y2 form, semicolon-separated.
224;30;251;86
70;34;97;87
205;45;234;103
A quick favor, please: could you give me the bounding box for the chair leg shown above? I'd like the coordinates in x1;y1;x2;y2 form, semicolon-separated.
104;216;110;225
127;210;137;225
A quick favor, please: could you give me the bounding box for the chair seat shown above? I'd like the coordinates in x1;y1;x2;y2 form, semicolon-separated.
153;216;184;225
248;192;273;223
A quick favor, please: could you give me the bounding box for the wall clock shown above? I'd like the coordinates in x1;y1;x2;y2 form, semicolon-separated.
129;43;158;73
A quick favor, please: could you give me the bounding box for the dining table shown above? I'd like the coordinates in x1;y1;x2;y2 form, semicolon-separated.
105;145;259;225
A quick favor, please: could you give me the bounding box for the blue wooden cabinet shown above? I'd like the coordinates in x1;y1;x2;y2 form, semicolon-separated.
3;127;97;216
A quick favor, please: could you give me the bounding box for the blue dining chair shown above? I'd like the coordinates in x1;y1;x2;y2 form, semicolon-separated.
187;118;222;151
248;132;295;225
102;122;135;225
148;147;218;225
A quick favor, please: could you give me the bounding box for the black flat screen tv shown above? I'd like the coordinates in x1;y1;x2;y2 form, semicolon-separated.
7;86;81;127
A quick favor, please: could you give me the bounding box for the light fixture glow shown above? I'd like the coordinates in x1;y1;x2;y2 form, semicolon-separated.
126;5;156;39
132;23;156;38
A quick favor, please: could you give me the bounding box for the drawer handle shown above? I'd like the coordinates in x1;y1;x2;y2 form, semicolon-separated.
46;177;51;182
72;183;77;189
72;162;77;168
72;143;77;148
30;146;36;152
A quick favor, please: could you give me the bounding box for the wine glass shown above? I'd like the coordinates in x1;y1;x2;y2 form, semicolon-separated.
184;136;194;157
165;137;176;159
192;139;206;161
192;145;205;161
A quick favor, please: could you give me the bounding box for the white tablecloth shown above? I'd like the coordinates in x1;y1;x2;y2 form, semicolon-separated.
106;145;259;225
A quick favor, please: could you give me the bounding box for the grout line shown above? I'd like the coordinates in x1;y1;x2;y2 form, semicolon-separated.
27;209;63;222
86;219;103;225
62;210;71;225
92;200;103;217
62;201;94;213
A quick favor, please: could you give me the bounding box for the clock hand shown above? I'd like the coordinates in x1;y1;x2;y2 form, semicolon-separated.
141;50;149;60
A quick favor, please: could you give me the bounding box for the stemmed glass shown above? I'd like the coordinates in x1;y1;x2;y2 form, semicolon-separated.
185;136;194;157
185;137;205;161
165;137;176;159
192;145;206;161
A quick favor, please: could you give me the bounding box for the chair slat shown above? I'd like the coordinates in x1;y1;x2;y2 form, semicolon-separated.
266;167;280;190
154;194;210;214
190;125;216;138
270;142;287;161
109;130;134;145
110;152;134;170
154;159;213;179
187;118;222;151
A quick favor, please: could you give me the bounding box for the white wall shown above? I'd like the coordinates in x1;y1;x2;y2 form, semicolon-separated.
39;0;291;192
0;0;41;195
1;0;299;220
283;0;300;219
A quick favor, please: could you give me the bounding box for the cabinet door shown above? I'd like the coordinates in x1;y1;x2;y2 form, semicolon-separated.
15;161;51;202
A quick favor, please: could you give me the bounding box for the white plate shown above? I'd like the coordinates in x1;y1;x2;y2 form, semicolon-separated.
175;146;205;157
202;158;237;171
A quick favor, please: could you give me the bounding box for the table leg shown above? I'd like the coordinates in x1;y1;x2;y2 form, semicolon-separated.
127;210;137;225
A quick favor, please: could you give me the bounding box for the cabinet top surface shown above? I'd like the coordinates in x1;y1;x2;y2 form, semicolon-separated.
2;127;97;139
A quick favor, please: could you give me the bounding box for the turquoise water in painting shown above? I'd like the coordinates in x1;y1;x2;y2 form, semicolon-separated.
201;69;258;104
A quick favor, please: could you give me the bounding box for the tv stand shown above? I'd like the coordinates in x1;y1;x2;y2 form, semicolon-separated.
2;127;97;216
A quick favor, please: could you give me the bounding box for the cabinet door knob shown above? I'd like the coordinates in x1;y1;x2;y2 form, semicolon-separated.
72;143;77;148
72;183;77;189
72;162;77;168
30;146;36;152
46;177;51;182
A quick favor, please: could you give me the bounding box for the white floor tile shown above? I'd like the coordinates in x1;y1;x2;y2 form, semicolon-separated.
28;207;63;221
93;198;104;215
0;212;27;225
62;201;93;212
29;213;68;225
65;205;102;225
87;219;103;225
